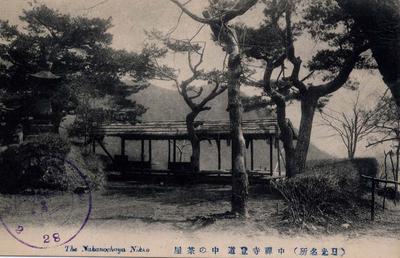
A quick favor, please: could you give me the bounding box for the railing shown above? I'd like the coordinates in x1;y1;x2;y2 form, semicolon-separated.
361;175;400;221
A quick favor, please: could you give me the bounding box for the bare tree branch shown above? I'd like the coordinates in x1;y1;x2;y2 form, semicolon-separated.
169;0;258;24
169;0;213;24
319;93;375;158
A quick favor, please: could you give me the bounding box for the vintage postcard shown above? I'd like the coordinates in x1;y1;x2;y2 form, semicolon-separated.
0;0;399;257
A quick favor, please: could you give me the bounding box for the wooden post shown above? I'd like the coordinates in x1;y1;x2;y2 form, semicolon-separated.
361;175;400;221
141;139;145;162
371;179;376;221
250;139;254;171
269;135;273;176
216;139;221;170
230;138;234;171
173;139;176;163
168;140;171;163
148;140;152;165
92;138;96;154
121;138;125;156
383;174;388;210
244;138;249;170
97;139;114;162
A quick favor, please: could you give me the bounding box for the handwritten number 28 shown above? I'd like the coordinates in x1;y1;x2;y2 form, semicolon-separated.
43;233;60;243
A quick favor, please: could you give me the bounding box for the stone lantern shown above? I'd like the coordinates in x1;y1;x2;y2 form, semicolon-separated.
28;70;61;135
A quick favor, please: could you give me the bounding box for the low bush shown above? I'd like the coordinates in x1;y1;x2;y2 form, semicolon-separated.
377;186;400;200
0;133;71;193
305;158;379;195
272;158;377;227
66;145;106;191
0;134;106;194
272;174;363;227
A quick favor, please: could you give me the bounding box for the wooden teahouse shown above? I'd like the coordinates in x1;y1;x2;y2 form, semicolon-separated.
91;119;297;183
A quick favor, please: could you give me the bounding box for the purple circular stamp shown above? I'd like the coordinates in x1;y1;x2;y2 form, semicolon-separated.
0;155;92;249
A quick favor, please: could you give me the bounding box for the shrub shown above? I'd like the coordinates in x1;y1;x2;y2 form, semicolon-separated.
66;145;106;191
0;133;71;193
377;186;400;200
272;158;378;227
305;158;379;195
272;174;363;227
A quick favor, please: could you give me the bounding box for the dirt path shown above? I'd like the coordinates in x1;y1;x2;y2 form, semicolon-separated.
1;182;399;238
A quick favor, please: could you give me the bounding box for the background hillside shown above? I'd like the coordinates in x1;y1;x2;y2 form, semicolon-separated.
97;85;333;172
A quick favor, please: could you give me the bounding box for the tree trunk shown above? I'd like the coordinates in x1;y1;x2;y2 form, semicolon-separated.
387;80;400;107
190;139;201;172
274;100;296;178
348;141;356;159
52;115;63;134
293;96;318;176
186;113;201;173
227;50;249;217
205;15;249;217
396;141;399;180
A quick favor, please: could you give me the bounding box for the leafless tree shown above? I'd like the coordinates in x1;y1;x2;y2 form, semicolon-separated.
319;92;375;159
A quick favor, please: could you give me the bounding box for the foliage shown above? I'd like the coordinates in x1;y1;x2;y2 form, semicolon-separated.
336;0;400;105
242;95;275;114
67;107;111;139
0;134;108;193
306;158;378;193
302;0;376;75
67;103;145;140
0;133;71;193
234;0;375;176
146;29;228;172
272;158;377;226
239;0;374;107
0;4;154;134
272;174;362;227
169;0;256;215
66;145;106;191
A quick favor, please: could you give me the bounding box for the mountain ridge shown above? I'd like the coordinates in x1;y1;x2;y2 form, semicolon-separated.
128;85;334;166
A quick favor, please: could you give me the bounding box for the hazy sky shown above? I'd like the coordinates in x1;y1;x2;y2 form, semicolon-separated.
0;0;390;157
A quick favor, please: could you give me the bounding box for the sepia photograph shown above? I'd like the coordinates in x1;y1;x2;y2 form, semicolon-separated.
0;0;399;257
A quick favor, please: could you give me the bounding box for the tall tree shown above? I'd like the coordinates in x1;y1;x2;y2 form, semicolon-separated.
337;0;400;106
238;0;372;176
148;32;227;172
169;0;258;217
0;4;153;134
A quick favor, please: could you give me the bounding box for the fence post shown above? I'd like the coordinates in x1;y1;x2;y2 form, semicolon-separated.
371;179;376;221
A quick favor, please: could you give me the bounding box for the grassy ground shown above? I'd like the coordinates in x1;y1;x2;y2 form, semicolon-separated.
0;182;399;239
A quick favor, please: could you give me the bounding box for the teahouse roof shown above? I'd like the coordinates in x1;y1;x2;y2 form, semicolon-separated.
92;119;297;140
